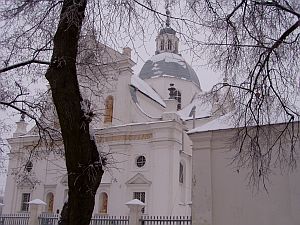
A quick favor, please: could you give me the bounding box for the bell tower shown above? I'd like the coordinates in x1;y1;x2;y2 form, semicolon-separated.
155;6;179;55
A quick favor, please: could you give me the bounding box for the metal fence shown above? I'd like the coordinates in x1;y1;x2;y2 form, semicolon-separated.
140;216;192;225
37;213;129;225
0;214;191;225
39;213;59;225
90;215;129;225
0;213;29;225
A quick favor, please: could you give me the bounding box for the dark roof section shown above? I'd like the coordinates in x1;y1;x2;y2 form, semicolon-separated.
138;52;201;88
159;27;176;35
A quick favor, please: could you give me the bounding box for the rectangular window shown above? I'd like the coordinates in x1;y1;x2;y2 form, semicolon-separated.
133;192;146;213
21;193;30;212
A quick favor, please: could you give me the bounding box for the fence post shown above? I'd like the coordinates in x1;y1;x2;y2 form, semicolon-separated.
28;199;46;225
125;199;145;225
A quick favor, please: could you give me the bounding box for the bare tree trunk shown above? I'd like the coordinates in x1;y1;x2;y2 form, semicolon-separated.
45;1;103;225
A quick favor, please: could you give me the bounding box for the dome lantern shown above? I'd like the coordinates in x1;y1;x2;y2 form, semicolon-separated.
155;7;179;55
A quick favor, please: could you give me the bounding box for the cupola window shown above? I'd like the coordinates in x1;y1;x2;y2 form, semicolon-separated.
167;40;172;50
168;84;182;110
175;90;181;110
160;40;164;51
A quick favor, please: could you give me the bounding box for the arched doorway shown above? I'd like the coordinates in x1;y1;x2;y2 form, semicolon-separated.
99;192;108;214
46;192;54;213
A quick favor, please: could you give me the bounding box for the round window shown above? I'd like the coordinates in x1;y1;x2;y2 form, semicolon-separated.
25;161;33;172
136;156;146;168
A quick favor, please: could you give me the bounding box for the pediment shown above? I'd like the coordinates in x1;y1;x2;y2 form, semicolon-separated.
16;175;39;189
126;173;152;186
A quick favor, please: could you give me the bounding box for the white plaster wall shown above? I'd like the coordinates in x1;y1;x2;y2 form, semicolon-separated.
113;68;134;126
132;91;165;121
3;153;18;213
190;129;300;225
91;120;191;216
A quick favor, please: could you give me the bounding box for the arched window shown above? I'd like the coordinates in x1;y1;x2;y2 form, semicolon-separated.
160;40;164;51
175;41;178;52
179;162;184;183
167;40;172;50
104;96;113;123
99;192;108;214
179;161;186;203
175;90;181;110
46;192;54;213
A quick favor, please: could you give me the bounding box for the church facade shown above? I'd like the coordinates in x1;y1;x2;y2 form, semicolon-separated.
3;22;212;216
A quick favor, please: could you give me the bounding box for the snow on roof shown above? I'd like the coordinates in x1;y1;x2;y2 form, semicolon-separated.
28;199;47;205
177;95;212;120
125;199;146;206
139;52;200;87
97;120;175;131
151;52;186;67
188;107;300;134
131;75;166;107
188;113;235;134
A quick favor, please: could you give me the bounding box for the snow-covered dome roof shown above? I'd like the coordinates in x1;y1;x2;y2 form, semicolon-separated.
138;52;201;88
159;27;176;35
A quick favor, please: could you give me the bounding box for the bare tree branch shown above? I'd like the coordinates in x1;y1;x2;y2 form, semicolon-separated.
0;59;50;73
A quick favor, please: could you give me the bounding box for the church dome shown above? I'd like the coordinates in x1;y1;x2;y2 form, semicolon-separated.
138;52;201;88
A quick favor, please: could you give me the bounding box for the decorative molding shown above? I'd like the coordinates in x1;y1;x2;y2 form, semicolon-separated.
96;133;152;143
126;173;152;186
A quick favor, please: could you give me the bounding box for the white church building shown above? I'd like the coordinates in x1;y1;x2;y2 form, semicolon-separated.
3;21;210;217
3;19;300;225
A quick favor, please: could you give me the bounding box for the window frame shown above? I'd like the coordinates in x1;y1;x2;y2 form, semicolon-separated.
179;162;184;184
136;155;146;168
133;191;146;213
104;95;114;124
46;192;54;213
160;40;164;51
167;40;172;50
99;192;108;214
175;90;182;110
20;193;30;212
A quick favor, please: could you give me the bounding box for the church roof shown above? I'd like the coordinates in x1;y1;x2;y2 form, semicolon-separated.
159;27;176;35
177;97;212;120
130;76;166;107
188;112;235;134
138;52;201;88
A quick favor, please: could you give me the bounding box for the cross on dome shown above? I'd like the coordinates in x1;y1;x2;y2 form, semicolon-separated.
166;5;171;27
